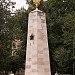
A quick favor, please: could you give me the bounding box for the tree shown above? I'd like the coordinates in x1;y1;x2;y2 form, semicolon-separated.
18;0;75;74
43;0;75;74
7;8;28;73
0;0;15;73
1;0;75;74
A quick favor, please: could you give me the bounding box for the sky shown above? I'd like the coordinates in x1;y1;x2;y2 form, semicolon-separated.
11;0;29;11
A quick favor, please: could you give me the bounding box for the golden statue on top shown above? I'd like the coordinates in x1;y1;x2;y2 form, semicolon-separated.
33;0;41;7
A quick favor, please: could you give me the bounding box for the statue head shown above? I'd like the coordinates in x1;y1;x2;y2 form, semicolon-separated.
33;0;41;7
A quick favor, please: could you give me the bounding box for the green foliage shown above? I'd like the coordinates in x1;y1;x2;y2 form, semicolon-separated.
0;0;15;72
34;0;75;74
7;8;28;73
0;0;75;75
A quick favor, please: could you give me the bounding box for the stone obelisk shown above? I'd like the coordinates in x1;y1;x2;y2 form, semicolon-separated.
25;0;51;75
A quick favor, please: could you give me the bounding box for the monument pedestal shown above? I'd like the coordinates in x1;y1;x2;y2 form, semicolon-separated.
25;8;51;75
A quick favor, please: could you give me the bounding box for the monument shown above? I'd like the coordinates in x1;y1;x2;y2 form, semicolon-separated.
25;0;51;75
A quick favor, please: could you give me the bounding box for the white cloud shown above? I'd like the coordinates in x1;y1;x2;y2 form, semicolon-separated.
11;0;28;11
